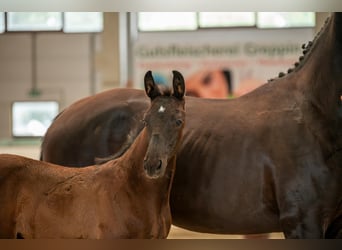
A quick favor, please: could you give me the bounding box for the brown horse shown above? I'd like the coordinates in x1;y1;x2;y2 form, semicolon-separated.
0;71;186;239
41;13;342;238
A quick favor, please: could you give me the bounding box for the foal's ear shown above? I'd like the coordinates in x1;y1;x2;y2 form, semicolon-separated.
172;70;185;100
144;71;161;100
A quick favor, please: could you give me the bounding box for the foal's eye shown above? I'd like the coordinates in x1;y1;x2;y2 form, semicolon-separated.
176;119;183;126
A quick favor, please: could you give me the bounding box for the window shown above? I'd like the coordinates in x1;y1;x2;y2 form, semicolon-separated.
257;12;315;28
11;101;59;137
138;12;197;31
4;12;103;33
7;12;62;31
0;12;4;33
137;12;316;31
63;12;103;33
199;12;255;28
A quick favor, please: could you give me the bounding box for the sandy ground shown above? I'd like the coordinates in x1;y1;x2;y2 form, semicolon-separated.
168;226;284;239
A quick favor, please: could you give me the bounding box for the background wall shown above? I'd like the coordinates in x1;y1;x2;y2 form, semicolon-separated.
0;12;331;142
0;12;120;141
133;28;314;92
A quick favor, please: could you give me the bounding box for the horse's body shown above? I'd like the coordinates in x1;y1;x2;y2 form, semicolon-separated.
41;13;342;238
0;71;186;238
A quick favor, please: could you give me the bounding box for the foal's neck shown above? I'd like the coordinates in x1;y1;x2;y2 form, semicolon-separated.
121;128;149;168
120;128;174;187
114;127;175;204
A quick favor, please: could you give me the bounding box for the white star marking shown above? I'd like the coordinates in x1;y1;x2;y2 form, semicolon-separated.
158;106;166;113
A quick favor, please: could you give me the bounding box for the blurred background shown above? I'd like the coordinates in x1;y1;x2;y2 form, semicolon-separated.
0;12;330;238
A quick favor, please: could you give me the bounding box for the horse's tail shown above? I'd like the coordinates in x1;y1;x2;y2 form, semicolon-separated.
94;126;140;165
39;109;65;162
39;147;43;161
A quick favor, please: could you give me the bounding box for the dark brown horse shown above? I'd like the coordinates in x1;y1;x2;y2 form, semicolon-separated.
41;13;342;238
0;71;186;239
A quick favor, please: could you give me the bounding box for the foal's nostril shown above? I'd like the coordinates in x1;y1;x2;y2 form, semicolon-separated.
157;160;162;170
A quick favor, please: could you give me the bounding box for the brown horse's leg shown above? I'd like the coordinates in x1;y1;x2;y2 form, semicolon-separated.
16;232;24;239
280;208;323;238
325;216;342;238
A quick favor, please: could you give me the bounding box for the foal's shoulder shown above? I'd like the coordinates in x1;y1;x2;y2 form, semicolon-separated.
0;154;36;178
0;153;34;166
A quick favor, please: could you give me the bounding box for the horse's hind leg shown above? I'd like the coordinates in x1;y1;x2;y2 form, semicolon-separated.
0;216;16;239
16;232;24;239
0;225;27;239
0;227;16;239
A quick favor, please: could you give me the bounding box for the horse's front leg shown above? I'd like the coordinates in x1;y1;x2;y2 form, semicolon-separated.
279;206;323;238
277;182;327;239
325;214;342;238
277;160;340;239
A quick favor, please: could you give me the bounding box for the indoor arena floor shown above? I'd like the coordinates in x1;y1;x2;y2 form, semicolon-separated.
168;226;284;239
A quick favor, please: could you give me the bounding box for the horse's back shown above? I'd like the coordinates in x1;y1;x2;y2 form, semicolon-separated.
0;154;30;181
41;88;149;166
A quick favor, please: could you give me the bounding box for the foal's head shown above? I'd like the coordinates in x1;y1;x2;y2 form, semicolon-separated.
143;70;185;179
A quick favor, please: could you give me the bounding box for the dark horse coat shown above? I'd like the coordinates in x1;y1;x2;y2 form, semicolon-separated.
41;13;342;238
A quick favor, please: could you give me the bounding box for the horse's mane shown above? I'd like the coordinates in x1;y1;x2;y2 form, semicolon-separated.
268;14;331;82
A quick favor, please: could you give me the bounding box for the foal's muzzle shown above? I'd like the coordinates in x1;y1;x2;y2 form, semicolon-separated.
143;159;163;178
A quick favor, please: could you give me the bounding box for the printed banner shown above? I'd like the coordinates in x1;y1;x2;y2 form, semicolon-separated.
133;28;314;98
